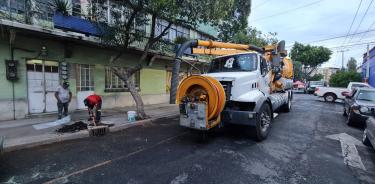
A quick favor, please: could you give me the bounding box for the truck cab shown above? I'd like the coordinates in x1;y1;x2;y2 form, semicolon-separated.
204;52;271;102
202;52;292;140
174;40;293;141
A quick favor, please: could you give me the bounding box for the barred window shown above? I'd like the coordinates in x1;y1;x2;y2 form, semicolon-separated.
77;64;95;91
105;67;140;92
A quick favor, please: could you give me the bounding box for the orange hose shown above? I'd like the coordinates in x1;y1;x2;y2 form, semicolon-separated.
177;75;226;121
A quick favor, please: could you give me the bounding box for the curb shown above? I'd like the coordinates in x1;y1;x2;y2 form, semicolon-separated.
2;113;178;153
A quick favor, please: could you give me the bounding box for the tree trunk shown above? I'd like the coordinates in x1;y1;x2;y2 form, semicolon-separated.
123;72;148;119
110;66;148;119
108;14;172;120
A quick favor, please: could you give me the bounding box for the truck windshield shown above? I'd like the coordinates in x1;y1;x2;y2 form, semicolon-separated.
208;54;258;73
356;90;375;101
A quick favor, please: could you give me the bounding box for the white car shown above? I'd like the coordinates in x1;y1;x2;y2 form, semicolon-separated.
314;82;370;102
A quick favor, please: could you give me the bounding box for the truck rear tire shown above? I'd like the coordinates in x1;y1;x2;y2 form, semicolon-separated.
255;103;272;141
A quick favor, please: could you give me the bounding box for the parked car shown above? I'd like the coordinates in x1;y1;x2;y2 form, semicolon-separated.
293;81;305;93
305;81;326;94
315;82;370;102
363;117;375;149
343;88;375;126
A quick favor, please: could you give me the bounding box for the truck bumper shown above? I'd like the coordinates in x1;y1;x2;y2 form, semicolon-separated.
221;110;257;126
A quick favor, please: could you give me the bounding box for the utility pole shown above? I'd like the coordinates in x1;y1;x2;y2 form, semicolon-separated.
338;49;349;70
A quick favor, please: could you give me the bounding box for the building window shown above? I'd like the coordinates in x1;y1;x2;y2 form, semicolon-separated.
77;64;95;91
176;26;189;39
89;0;109;23
72;0;82;17
8;0;25;14
33;0;54;21
105;67;140;92
156;19;190;42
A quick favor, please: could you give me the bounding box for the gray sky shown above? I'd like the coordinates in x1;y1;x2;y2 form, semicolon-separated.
248;0;375;68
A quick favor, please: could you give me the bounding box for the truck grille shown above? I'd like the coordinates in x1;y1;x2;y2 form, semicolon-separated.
220;81;232;101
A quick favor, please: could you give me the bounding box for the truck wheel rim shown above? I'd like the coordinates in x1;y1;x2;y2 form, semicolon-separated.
260;111;271;131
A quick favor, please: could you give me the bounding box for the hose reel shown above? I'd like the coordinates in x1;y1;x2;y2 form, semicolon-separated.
177;75;226;129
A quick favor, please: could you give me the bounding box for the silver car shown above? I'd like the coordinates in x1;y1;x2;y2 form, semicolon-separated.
363;117;375;148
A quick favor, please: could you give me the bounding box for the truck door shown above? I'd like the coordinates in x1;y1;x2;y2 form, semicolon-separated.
259;56;271;95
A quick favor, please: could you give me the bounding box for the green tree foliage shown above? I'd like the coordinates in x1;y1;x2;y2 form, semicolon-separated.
49;0;72;15
218;0;251;42
293;60;304;81
309;74;324;81
290;42;332;78
329;71;362;87
95;0;234;119
347;57;357;72
228;27;278;47
100;0;233;48
245;27;278;47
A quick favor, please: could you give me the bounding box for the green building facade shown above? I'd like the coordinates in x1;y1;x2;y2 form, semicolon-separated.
0;0;216;120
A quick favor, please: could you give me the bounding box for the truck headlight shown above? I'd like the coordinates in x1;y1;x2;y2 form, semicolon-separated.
360;107;369;113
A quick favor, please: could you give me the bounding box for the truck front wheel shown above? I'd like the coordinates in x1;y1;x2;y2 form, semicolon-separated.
255;103;272;141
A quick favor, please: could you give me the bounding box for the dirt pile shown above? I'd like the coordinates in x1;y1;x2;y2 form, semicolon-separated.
56;121;88;133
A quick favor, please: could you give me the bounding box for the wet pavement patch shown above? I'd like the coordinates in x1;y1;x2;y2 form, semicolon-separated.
56;121;88;133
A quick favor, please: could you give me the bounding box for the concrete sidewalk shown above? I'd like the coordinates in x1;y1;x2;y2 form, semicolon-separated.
0;104;178;152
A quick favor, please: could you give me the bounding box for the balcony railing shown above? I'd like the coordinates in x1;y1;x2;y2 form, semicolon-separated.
0;0;54;28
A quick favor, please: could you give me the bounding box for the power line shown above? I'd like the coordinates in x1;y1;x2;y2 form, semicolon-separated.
252;0;324;22
284;29;375;49
253;0;271;9
328;41;375;49
347;0;374;44
305;29;375;44
339;0;363;49
358;14;375;42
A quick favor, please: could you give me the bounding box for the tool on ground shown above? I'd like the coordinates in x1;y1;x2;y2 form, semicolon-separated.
87;106;109;136
88;125;109;136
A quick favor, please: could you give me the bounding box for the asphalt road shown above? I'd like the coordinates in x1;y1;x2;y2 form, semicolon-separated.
1;94;375;184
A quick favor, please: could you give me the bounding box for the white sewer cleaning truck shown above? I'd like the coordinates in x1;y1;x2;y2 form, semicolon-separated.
169;40;293;141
